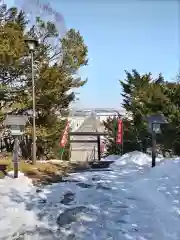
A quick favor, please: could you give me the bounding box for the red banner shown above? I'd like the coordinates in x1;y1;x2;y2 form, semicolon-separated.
60;120;70;148
116;119;123;144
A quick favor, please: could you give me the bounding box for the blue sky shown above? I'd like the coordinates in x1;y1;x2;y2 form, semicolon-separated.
6;0;179;109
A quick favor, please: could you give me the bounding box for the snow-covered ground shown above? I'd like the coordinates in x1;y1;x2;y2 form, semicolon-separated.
0;151;180;239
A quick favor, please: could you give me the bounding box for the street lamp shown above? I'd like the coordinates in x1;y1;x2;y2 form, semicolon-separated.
146;114;168;168
25;36;38;164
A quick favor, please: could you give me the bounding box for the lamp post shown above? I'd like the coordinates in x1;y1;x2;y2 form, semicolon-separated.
146;114;167;168
25;36;38;164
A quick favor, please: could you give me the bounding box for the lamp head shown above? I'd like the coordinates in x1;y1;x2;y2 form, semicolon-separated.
152;122;161;134
25;36;38;51
146;114;168;134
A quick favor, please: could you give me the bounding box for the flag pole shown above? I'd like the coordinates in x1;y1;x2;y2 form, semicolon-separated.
60;148;65;160
121;121;124;155
59;120;69;160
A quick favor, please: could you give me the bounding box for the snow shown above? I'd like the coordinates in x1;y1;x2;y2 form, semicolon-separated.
7;171;25;178
0;174;39;239
109;150;162;166
0;151;180;239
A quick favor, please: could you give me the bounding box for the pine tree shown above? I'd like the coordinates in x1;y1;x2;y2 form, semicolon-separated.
0;4;88;159
104;70;178;156
104;116;122;155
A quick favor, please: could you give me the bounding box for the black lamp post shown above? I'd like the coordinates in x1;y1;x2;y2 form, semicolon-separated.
146;114;167;168
24;36;38;164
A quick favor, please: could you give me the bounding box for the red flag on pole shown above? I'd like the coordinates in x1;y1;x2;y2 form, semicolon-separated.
116;119;123;144
60;120;70;148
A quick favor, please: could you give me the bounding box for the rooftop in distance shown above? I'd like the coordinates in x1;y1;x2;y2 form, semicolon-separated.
70;108;125;114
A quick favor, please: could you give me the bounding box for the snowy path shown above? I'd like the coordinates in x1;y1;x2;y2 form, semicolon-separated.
0;152;180;239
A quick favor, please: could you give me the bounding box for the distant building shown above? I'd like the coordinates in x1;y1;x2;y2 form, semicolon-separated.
59;108;129;132
69;108;126;122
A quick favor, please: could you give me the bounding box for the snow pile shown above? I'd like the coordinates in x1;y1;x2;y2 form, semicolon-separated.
127;157;180;239
117;151;154;165
0;174;46;239
7;171;25;178
103;154;120;161
105;151;162;166
103;151;159;182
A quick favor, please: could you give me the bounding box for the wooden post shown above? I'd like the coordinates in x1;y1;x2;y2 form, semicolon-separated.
97;135;101;161
14;162;18;178
152;130;156;168
12;138;20;178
